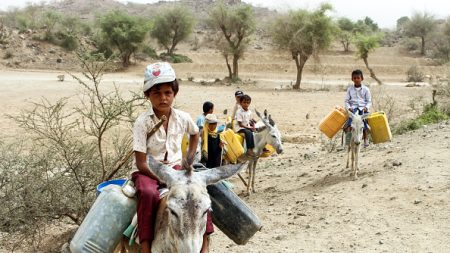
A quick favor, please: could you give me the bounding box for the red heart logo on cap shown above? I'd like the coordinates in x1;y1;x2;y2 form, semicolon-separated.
152;69;161;76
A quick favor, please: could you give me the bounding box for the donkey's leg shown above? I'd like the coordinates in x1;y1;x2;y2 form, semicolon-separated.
351;144;356;178
354;145;360;179
246;163;252;195
346;144;351;168
251;160;258;193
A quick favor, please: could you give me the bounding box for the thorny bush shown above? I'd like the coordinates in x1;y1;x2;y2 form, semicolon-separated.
0;48;145;251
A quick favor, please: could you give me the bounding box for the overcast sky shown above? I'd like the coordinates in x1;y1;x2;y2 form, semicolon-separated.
0;0;448;29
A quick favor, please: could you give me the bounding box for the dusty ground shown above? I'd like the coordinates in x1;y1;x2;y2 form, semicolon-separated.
0;45;449;252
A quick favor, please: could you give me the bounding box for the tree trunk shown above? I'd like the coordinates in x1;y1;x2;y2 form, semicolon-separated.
421;36;425;55
232;54;239;80
169;41;177;56
293;53;308;90
122;52;131;68
224;55;232;79
363;57;382;85
341;41;350;52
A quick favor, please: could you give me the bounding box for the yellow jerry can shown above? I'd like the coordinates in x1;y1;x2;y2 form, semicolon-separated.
181;133;189;158
260;144;275;158
367;111;392;144
319;106;349;138
220;129;245;164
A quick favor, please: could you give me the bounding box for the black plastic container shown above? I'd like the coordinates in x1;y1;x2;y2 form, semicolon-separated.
207;181;262;245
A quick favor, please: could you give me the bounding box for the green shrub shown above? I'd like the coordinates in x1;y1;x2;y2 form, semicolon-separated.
401;37;420;52
395;104;448;134
141;45;158;59
406;65;424;82
159;52;192;63
3;50;13;59
231;76;242;83
57;32;78;51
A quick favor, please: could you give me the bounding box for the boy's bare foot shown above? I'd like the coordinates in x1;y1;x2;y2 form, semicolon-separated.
200;234;210;253
363;139;369;147
246;149;256;157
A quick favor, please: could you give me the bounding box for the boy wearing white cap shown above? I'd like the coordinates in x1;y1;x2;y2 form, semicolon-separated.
131;62;212;253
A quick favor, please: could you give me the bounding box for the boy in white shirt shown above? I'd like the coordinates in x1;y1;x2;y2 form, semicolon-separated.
344;69;372;147
236;94;256;157
132;62;212;253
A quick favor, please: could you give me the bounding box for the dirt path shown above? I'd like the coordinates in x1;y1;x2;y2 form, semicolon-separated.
212;121;450;252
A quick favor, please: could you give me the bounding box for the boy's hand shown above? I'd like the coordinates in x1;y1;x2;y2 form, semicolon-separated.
182;156;194;170
363;107;368;113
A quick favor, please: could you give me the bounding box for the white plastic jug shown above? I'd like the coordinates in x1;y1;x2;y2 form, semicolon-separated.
70;184;137;253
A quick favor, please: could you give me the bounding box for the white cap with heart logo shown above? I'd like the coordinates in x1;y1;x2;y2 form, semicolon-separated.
143;62;176;92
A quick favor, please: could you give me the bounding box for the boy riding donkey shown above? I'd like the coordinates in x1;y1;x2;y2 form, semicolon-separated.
344;69;372;147
132;62;213;253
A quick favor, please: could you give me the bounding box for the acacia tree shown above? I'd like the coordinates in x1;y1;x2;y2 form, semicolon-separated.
354;33;384;84
41;10;61;41
428;18;450;63
404;12;437;55
337;17;354;52
270;4;335;90
207;2;255;80
151;5;194;56
99;10;149;67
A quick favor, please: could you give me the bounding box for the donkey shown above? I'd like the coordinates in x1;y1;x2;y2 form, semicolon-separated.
346;110;368;179
144;155;245;253
242;109;283;195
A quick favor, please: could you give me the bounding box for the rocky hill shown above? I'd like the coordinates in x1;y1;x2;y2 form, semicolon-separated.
0;0;275;71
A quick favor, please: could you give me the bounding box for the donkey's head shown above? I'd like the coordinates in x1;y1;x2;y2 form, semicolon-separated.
348;110;367;145
255;109;283;154
147;156;245;253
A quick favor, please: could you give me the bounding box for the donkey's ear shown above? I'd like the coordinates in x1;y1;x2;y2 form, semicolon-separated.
264;109;268;118
255;109;262;118
268;114;275;126
147;156;183;186
196;163;246;185
347;109;355;118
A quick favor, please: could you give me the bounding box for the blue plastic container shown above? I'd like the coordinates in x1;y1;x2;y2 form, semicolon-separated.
96;178;127;196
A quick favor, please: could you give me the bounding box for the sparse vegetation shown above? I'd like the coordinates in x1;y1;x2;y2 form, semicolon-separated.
141;45;158;59
207;1;255;80
371;86;398;122
159;53;193;63
353;32;384;84
2;50;13;59
0;48;145;250
0;19;11;45
270;3;335;90
395;103;448;134
406;65;425;82
99;10;150;67
403;12;437;55
336;17;354;52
